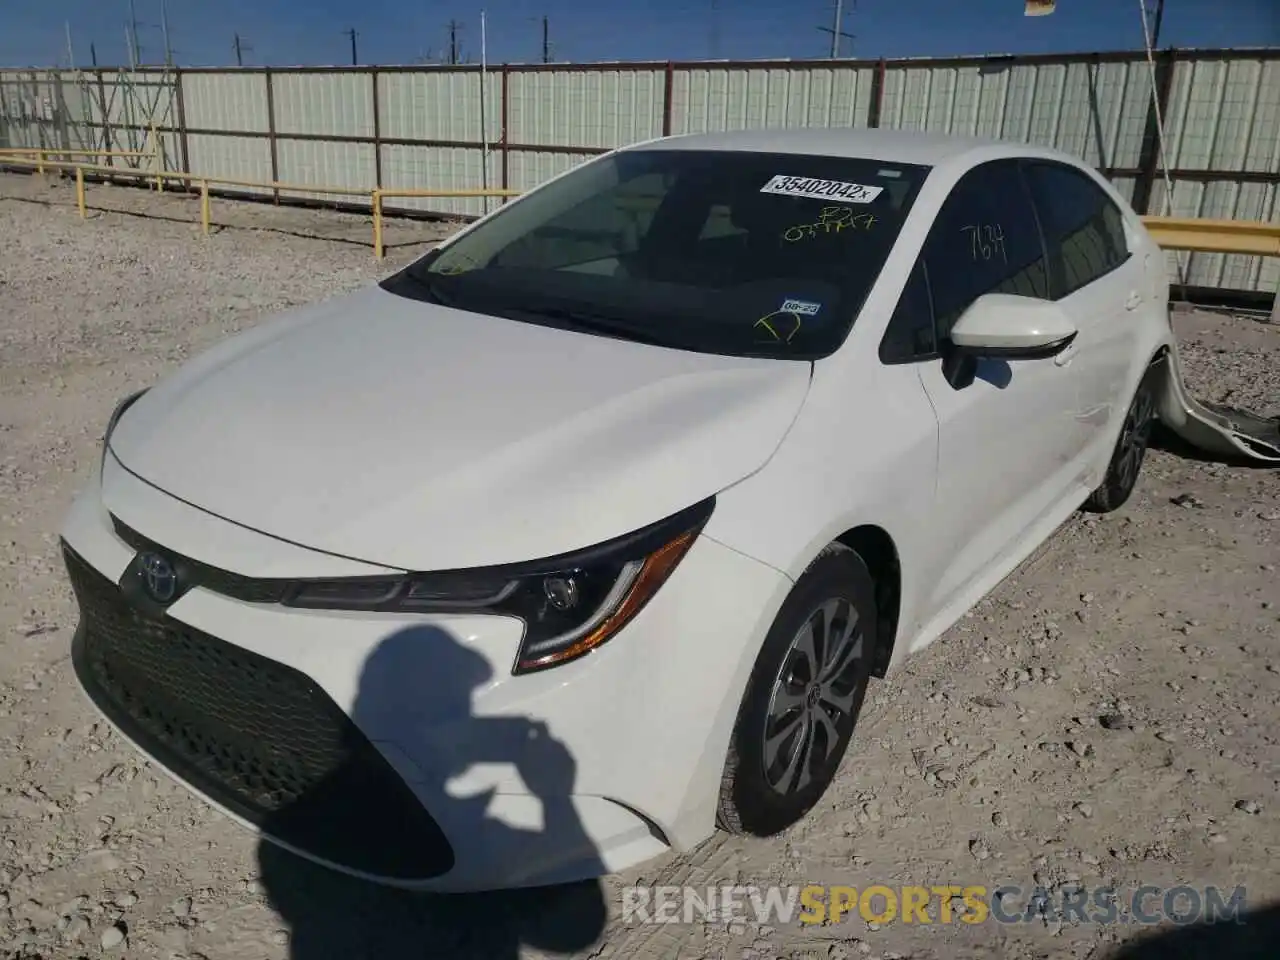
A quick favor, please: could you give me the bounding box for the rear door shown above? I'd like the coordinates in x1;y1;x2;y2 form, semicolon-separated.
1022;160;1144;464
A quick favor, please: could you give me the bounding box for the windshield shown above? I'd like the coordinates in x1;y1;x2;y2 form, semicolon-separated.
381;149;931;359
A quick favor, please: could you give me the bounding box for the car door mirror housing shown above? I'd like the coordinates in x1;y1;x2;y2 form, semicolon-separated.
949;293;1078;360
940;294;1078;391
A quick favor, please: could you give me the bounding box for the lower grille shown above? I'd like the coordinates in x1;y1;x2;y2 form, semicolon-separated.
63;542;454;881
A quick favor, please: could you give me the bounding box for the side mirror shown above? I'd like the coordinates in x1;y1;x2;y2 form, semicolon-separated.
942;294;1078;389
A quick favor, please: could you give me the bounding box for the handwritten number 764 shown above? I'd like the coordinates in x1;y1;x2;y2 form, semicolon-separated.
961;224;1007;264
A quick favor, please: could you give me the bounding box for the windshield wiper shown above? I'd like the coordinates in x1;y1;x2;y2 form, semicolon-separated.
509;306;678;349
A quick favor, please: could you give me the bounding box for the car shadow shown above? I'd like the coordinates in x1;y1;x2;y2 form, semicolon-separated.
255;625;609;959
1105;900;1280;960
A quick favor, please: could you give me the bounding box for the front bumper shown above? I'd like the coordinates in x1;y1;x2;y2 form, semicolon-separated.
61;458;792;891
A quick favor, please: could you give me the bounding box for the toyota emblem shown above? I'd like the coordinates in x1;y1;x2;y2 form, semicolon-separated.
138;552;178;603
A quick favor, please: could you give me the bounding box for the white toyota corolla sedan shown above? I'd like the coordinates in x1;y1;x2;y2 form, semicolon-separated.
61;127;1174;892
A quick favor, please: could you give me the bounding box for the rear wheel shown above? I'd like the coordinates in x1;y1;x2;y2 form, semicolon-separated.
716;544;877;837
1083;361;1161;513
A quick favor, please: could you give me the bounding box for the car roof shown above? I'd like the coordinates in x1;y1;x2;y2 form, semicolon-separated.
627;126;1052;168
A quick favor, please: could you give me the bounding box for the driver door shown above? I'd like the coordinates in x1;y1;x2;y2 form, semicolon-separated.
910;160;1088;617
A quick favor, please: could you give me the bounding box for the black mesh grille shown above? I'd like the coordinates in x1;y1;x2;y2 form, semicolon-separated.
64;542;454;881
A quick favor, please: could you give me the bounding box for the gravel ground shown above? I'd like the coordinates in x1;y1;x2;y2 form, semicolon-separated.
1;171;1277;960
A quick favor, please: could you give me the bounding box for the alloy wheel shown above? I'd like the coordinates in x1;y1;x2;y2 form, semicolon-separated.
761;598;866;796
1116;386;1156;491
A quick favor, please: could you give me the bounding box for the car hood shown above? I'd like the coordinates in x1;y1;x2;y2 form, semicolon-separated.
108;285;813;571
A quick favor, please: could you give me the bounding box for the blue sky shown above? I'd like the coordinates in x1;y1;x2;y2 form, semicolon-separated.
2;0;1277;68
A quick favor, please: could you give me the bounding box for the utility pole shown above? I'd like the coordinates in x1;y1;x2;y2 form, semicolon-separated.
160;0;172;66
344;27;358;65
127;0;142;65
233;32;252;66
542;15;550;63
709;0;720;59
65;21;76;68
448;20;461;65
480;10;490;212
1149;0;1166;48
161;0;173;65
816;0;855;59
90;42;98;67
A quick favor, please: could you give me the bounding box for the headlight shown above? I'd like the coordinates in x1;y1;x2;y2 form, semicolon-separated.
101;388;149;471
283;497;715;674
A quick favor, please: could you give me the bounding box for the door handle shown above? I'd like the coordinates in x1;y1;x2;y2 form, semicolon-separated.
1125;291;1142;311
1054;342;1077;367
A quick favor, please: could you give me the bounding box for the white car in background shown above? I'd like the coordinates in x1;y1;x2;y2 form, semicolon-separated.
60;127;1173;892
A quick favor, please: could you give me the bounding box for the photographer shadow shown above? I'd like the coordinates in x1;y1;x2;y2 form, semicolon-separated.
1106;900;1280;960
255;625;609;959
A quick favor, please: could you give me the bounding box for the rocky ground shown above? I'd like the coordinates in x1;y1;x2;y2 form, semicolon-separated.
0;171;1276;960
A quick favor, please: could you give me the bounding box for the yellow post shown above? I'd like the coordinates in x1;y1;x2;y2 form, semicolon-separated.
372;190;384;259
200;180;211;235
76;166;86;218
150;124;163;192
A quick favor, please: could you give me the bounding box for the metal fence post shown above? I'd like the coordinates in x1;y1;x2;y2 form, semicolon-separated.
264;68;280;204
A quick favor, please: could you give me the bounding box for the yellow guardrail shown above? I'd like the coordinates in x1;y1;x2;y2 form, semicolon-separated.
1;138;160;174
0;148;155;160
1140;216;1280;257
3;150;1278;265
372;187;521;258
2;154;373;229
1;153;518;257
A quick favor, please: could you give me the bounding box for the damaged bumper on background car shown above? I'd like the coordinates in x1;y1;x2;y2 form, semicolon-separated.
1155;328;1280;464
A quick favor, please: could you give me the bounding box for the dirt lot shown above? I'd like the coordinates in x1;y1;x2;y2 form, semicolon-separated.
1;171;1277;960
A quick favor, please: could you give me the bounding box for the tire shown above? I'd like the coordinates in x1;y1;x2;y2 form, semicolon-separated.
716;544;878;837
1083;359;1161;514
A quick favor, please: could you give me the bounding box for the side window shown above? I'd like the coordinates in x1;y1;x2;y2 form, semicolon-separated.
879;260;937;363
921;161;1051;340
1023;161;1131;298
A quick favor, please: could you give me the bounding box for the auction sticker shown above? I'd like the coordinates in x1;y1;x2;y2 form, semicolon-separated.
760;175;884;204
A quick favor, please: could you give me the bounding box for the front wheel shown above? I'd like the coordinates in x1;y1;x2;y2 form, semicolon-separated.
716;544;878;837
1083;360;1161;514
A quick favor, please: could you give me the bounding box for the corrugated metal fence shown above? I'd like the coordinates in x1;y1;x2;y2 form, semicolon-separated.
2;48;1278;294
